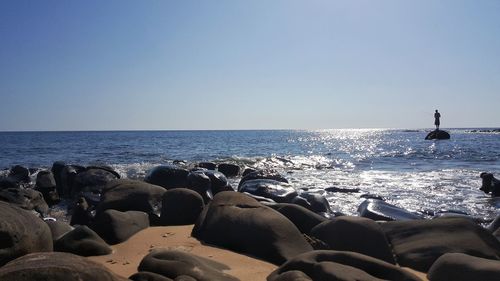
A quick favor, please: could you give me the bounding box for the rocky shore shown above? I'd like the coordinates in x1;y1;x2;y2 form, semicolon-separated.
0;161;499;280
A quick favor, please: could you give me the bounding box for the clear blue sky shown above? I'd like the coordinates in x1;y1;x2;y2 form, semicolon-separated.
1;0;499;131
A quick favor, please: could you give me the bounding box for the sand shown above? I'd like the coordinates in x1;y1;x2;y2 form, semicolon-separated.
88;225;277;280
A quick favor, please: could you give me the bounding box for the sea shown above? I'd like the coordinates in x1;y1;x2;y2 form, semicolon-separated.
0;129;499;221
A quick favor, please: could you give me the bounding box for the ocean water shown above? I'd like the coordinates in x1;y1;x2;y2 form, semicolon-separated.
1;129;499;220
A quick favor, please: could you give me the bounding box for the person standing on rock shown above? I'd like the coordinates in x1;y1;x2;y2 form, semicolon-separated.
434;110;441;130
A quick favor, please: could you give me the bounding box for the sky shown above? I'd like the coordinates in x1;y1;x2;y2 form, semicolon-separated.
0;0;499;131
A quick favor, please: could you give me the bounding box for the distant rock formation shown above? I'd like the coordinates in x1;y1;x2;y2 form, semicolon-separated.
425;130;450;140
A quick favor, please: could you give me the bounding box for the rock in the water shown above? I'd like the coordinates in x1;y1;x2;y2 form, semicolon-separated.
73;166;120;201
381;217;500;272
425;130;450;140
0;187;49;215
35;170;60;205
160;188;205;226
0;201;53;266
238;169;288;188
198;162;217;170
267;250;421;281
8;165;30;183
310;216;395;264
427;253;500;281
480;172;500;197
217;163;240;177
54;225;112;256
358;198;423;221
145;165;189;189
92;209;149;244
203;170;232;194
0;252;128;281
96;179;166;217
138;249;239;281
268;203;327;234
192;191;312;265
292;192;332;214
238;179;297;203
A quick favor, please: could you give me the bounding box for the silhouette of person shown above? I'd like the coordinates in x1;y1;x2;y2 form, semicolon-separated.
434;110;441;130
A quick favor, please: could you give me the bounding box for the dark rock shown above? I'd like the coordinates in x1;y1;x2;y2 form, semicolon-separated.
244;192;277;203
242;168;257;177
427;253;500;281
54;225;112;256
51;161;66;193
269;203;327;234
130;271;175;281
0;177;18;190
0;187;49;215
425;130;451;140
267;250;421;281
311;216;395;264
325;186;361;193
218;163;240;177
238;169;288;188
293;192;332;213
203;170;232;194
198;162;217;170
92;209;149;244
8;165;30;183
192;191;312;265
35;170;60;205
160;188;205;226
45;220;73;242
59;165;84;197
186;170;212;202
0;252;128;281
72;166;120;204
145;165;190;189
0;201;53;266
480;172;500;196
238;179;297;203
358;198;423;221
138;249;239;281
70;197;92;226
487;213;500;233
96;179;166;217
381;217;500;272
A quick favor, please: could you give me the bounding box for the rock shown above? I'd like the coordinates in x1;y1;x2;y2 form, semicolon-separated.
192;191;312;265
96;179;166;217
217;163;240;177
198;162;217;170
203;170;232;194
487;213;500;233
145;165;190;189
480;172;500;196
267;250;421;281
238;169;288;188
138;249;239;281
8;165;30;183
325;186;361;193
427;253;500;281
425;130;451;140
186;170;212;202
293;192;332;213
59;165;85;197
0;252;128;281
72;166;120;201
0;201;53;266
242;168;257;177
0;177;18;189
160;188;205;226
51;161;66;193
35;170;60;205
238;179;297;203
310;216;395;264
0;187;49;215
130;271;176;281
54;225;112;256
92;209;149;244
45;220;74;242
381;217;500;272
70;197;92;226
357;198;423;221
268;203;327;234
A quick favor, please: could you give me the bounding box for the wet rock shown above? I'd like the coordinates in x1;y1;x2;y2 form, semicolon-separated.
311;216;395;264
242;168;257;177
0;201;53;266
238;169;288;188
96;179;166;217
70;196;92;226
238;179;297;203
480;172;500;197
186;170;212;202
73;166;120;200
145;165;190;189
0;187;49;215
358;198;423;221
217;163;240;177
8;165;30;183
0;252;128;281
192;191;312;265
59;165;85;197
381;217;500;272
293;192;332;214
54;225;112;256
425;130;450;140
269;203;327;234
267;250;421;281
427;253;500;281
160;188;205;226
203;170;232;194
198;162;217;170
35;170;60;205
325;186;360;193
92;209;149;245
138;249;239;281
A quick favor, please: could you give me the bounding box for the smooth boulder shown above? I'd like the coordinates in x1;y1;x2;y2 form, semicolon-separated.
35;170;60;205
192;191;312;265
427;253;500;281
238;179;297;203
160;188;205;226
0;187;49;215
358;198;423;221
0;252;128;281
425;130;450;140
268;203;327;234
54;225;112;256
138;249;239;281
217;163;240;177
145;165;189;189
92;209;150;244
0;201;53;266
